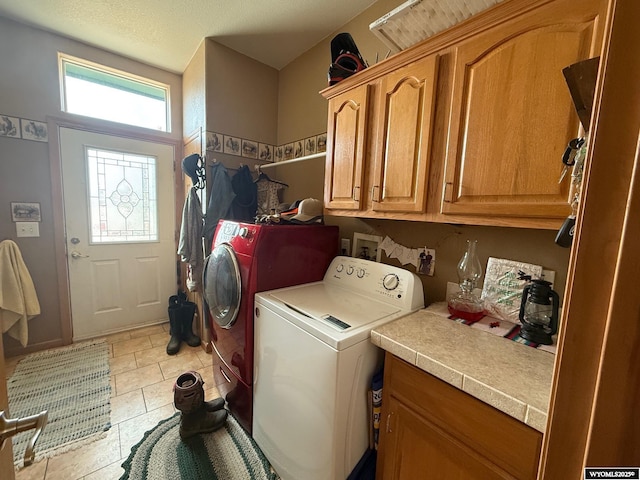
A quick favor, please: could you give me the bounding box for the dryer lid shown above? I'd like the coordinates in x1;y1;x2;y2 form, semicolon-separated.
203;243;241;329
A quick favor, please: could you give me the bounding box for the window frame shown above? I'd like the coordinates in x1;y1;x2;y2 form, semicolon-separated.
58;53;171;133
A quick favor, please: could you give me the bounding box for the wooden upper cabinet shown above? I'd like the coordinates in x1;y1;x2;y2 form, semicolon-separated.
371;55;438;213
324;85;370;210
442;0;602;218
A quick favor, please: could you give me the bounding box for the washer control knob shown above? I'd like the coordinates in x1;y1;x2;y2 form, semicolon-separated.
238;227;250;238
357;268;365;278
383;273;400;291
347;266;354;275
336;264;344;272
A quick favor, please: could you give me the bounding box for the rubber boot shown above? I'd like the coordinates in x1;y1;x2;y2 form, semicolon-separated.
204;397;225;411
180;301;201;347
166;304;182;355
174;371;227;439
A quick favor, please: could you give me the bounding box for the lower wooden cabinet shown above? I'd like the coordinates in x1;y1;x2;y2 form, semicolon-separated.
376;353;542;480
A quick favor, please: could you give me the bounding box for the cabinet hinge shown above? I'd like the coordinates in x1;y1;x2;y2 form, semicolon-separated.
353;186;361;202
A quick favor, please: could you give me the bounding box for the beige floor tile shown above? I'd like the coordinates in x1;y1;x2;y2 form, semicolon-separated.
149;331;169;348
142;377;176;411
118;404;175;459
45;428;121;480
195;364;215;387
109;376;116;398
175;344;202;357
135;345;172;368
129;324;165;339
110;389;146;425
109;353;137;376
5;354;26;378
102;331;132;344
158;352;204;379
195;347;213;366
83;460;125;480
15;458;47;480
112;337;152;357
114;364;163;395
204;385;223;404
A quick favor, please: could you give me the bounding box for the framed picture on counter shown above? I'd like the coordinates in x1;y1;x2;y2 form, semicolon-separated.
352;233;382;262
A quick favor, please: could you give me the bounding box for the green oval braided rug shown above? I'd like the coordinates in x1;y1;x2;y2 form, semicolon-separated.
120;412;279;480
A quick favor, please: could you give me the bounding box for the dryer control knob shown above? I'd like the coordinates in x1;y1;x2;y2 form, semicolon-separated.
383;273;400;291
347;266;354;275
238;227;250;238
336;264;344;272
357;268;365;278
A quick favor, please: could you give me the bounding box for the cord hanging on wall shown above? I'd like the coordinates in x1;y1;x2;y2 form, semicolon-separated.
181;153;206;190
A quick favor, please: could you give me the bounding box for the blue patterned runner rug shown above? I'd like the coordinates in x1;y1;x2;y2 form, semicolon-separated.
7;340;111;467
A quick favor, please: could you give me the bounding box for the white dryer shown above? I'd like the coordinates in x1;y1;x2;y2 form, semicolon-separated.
253;256;424;480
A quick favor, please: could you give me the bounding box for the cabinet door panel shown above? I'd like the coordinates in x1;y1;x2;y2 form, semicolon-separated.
373;56;438;212
380;398;512;480
443;2;600;218
325;85;369;210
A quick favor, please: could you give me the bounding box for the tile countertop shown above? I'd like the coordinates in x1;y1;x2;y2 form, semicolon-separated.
370;309;556;433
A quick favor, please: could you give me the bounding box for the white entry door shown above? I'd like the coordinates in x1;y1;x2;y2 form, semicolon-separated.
60;127;176;340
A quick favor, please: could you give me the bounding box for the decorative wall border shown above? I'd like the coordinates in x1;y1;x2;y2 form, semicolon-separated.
204;130;327;163
1;113;49;142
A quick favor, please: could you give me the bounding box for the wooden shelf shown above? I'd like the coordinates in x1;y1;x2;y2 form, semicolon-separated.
258;152;325;170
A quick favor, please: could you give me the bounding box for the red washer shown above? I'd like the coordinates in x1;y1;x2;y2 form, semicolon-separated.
203;220;338;433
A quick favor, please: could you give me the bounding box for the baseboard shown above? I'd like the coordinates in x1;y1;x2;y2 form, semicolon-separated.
3;338;69;359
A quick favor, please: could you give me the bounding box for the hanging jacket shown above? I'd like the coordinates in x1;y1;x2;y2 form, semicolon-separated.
177;186;204;291
229;165;257;222
203;162;235;248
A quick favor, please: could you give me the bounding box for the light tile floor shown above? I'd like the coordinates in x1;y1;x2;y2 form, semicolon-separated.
5;323;221;480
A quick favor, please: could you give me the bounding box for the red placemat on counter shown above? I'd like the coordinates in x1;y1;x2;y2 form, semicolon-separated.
425;302;557;354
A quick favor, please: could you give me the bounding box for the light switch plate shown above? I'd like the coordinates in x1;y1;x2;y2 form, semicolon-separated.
16;221;39;237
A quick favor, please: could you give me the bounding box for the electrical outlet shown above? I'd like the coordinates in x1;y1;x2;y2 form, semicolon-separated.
16;221;40;237
341;238;351;256
541;269;556;286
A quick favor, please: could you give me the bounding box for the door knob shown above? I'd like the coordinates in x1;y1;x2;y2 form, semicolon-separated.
70;251;90;259
0;410;48;466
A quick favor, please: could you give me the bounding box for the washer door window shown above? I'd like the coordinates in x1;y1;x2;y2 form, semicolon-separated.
204;243;241;329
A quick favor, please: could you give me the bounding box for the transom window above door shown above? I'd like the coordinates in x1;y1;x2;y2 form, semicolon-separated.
59;53;170;132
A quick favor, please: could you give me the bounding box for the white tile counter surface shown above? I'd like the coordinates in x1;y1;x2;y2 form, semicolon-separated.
370;309;556;433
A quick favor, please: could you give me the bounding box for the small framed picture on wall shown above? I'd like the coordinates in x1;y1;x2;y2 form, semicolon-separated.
352;233;382;262
11;202;41;222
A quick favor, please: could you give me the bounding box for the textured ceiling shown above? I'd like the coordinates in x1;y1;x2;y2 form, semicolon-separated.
0;0;378;72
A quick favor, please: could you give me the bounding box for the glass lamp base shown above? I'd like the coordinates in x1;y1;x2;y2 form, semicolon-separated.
447;291;484;322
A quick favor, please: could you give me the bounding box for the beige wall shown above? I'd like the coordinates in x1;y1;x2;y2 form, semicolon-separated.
275;0;571;303
0;16;183;357
182;39;279;172
205;39;279;146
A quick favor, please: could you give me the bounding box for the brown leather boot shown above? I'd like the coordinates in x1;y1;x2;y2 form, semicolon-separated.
173;371;227;439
